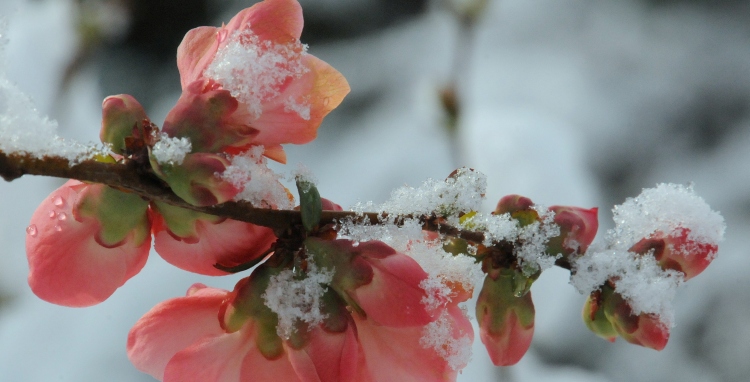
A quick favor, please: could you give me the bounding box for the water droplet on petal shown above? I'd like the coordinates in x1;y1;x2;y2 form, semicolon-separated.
48;210;56;218
26;224;38;237
57;212;67;221
53;196;64;207
54;225;62;232
323;97;330;107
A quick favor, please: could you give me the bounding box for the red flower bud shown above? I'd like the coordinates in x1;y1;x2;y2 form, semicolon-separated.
100;94;148;154
476;268;535;366
601;285;670;351
629;227;717;281
547;205;598;256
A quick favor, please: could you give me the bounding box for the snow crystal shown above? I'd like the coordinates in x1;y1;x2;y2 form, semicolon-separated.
221;146;294;209
420;310;473;371
409;240;484;311
609;183;725;250
150;134;191;165
294;163;317;189
0;22;101;163
284;96;311;121
514;206;561;274
262;261;334;339
355;167;487;217
205;30;310;120
571;249;683;326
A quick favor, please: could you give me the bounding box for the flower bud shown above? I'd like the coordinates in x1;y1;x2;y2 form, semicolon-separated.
601;285;669;351
629;227;717;281
493;194;537;227
475;268;535;366
150;152;239;206
582;291;617;342
546;205;598;256
101;94;148;154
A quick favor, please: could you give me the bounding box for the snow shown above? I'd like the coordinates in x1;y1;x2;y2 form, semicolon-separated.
262;260;334;339
420;309;473;371
150;133;191;165
221;146;294;209
571;183;725;326
205;30;310;120
609;183;725;250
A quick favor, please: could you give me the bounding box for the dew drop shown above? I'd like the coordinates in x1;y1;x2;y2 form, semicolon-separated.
53;196;64;207
48;210;56;218
54;225;62;232
323;97;330;107
26;224;38;237
57;212;67;221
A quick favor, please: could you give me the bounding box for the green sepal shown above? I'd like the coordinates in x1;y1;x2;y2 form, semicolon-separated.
476;268;536;332
75;185;150;247
222;265;284;359
100;94;148;154
296;177;322;233
149;152;237;206
583;289;619;341
151;201;222;241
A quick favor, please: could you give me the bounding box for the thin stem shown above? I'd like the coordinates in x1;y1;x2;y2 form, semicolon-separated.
0;149;573;271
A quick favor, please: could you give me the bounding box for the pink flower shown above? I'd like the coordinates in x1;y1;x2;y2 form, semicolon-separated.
475;267;535;366
165;0;350;162
128;238;472;381
26;180;151;307
629;227;717;281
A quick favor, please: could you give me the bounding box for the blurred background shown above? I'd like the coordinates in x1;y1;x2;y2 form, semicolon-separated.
1;0;749;380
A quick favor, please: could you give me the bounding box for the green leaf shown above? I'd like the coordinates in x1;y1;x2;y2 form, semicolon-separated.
296;177;322;233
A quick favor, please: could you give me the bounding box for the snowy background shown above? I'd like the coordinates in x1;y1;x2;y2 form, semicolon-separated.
1;0;749;381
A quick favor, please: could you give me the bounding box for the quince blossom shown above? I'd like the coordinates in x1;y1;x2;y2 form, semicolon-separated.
25;0;349;306
128;238;472;381
165;0;349;163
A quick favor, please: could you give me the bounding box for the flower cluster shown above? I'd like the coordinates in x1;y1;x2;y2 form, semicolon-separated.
25;0;349;307
21;0;726;380
576;184;724;350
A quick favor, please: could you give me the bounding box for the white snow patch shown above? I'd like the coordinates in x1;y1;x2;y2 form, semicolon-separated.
609;183;725;250
571;248;683;326
354;167;486;217
0;21;101;163
262;261;334;339
205;29;309;120
420;310;473;370
150;134;191;165
222;146;294;209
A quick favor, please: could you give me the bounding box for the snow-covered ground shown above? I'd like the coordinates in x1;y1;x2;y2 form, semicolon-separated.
1;0;748;380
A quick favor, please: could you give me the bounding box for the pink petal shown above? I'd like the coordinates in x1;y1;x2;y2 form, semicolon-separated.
127;286;227;380
164;329;255;382
177;26;220;90
351;243;433;327
224;0;304;46
26;181;150;307
250;54;350;149
238;335;302;382
286;324;362;382
353;315;459;382
153;213;276;276
162;81;259;154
